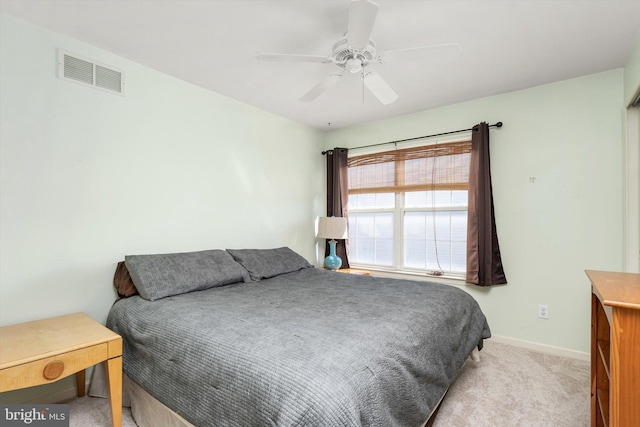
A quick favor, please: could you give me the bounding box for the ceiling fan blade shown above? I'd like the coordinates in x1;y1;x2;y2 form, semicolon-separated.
377;43;460;62
347;0;379;50
300;72;344;102
257;53;333;63
363;70;398;105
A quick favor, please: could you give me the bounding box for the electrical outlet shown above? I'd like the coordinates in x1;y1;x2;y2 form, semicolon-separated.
538;304;549;320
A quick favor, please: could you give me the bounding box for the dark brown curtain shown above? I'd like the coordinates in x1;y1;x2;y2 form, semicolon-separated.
466;122;507;286
326;147;350;268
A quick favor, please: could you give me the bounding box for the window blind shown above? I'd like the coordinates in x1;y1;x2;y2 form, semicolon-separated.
347;140;471;194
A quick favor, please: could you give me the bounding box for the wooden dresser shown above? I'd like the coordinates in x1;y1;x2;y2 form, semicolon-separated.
586;270;640;427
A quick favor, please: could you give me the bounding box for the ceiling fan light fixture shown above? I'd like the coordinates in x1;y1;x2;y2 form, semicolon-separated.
346;57;362;73
257;0;422;105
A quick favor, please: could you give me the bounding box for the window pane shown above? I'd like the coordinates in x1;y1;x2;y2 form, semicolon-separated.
435;240;452;271
450;211;467;241
354;237;375;264
404;212;428;269
404;212;426;239
405;191;427;208
375;193;395;208
348;212;393;266
349;193;394;209
451;241;466;272
450;211;467;273
433;192;452;208
405;190;465;208
375;213;394;238
403;211;467;273
353;194;376;209
451;190;468;207
434;211;451;241
375;238;394;265
404;238;426;268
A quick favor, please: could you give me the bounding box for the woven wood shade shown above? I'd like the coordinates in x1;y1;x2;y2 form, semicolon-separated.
347;140;472;194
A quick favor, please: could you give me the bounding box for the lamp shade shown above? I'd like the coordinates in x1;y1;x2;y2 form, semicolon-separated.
317;216;348;240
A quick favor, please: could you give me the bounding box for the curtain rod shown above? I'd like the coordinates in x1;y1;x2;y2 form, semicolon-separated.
321;121;503;155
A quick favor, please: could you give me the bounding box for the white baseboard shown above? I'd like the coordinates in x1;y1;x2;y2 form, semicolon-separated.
490;335;590;361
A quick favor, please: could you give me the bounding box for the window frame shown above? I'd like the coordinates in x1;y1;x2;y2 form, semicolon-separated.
346;140;471;280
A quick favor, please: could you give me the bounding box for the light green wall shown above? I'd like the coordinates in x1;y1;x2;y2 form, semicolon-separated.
0;15;324;327
624;33;640;197
622;33;640;272
324;70;624;353
0;14;324;402
0;14;326;401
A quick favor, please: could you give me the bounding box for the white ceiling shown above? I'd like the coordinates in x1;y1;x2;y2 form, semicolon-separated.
1;0;639;131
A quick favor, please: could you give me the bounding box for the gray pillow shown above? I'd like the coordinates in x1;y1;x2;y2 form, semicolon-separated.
125;249;249;301
226;247;313;281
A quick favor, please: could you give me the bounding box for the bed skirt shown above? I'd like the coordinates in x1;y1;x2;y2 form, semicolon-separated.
126;374;194;427
89;364;193;427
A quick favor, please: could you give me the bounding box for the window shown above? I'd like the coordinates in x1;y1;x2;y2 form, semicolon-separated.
347;141;471;277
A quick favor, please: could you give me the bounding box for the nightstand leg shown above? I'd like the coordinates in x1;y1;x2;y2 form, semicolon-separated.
105;356;123;427
75;370;86;397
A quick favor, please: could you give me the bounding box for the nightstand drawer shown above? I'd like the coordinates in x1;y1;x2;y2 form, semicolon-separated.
0;343;108;392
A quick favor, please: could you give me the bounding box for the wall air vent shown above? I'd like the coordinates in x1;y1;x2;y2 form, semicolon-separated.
58;49;125;96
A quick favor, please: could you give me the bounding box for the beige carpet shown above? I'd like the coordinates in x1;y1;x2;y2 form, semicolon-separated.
433;340;590;427
65;340;590;426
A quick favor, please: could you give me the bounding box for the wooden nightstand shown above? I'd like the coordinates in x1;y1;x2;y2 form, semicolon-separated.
0;312;123;427
335;268;371;276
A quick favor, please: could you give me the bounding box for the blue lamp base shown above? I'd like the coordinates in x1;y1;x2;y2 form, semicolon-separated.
324;240;343;271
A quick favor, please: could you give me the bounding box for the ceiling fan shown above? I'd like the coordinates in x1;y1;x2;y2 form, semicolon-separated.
256;0;458;105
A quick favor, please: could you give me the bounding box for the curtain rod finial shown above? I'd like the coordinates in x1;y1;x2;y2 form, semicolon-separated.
495;122;503;128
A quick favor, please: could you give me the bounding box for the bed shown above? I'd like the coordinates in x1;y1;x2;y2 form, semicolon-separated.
105;247;491;427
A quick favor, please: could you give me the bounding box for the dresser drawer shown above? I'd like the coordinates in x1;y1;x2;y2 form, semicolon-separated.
0;343;108;392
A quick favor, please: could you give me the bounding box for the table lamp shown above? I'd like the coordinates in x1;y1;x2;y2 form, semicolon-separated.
317;216;348;270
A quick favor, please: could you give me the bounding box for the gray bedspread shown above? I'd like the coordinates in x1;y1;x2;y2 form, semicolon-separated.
106;268;491;427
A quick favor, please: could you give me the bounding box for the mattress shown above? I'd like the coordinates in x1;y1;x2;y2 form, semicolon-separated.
107;268;490;426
